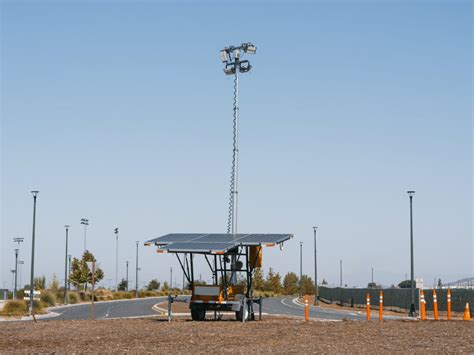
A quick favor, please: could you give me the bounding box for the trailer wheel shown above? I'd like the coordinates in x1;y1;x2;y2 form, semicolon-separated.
191;305;206;321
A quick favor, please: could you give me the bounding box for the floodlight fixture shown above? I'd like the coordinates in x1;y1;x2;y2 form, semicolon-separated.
243;42;257;54
220;49;229;63
224;63;236;76
407;190;415;197
239;60;252;73
31;191;39;197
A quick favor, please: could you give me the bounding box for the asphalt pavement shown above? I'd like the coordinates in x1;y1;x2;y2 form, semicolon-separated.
44;296;406;321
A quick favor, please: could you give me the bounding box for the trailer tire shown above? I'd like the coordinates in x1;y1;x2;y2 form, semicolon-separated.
191;305;206;321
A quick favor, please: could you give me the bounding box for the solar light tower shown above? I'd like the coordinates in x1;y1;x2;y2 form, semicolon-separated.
220;42;256;283
13;237;24;299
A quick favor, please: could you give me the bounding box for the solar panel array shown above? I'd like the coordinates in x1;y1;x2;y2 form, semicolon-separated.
146;233;293;254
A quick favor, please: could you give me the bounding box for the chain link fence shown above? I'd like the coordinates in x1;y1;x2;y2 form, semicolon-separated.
319;286;474;313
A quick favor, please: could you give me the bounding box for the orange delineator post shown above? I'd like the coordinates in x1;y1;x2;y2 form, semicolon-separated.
379;290;383;321
420;290;426;321
433;289;439;321
304;295;309;321
447;288;452;321
366;293;371;321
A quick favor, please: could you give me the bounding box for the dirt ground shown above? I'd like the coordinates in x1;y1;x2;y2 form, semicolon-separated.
1;317;472;353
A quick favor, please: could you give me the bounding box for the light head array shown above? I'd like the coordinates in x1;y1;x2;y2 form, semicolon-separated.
220;42;256;75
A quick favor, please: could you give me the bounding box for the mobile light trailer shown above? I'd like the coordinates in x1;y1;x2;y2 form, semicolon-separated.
145;233;292;321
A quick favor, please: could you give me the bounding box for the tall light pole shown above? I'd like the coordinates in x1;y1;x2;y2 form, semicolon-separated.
80;218;89;252
371;267;374;284
29;190;39;315
13;237;24;299
220;42;256;284
18;260;24;289
407;190;416;317
135;241;139;298
339;259;343;287
114;228;119;291
126;261;129;291
299;241;303;294
313;227;318;305
170;267;173;289
63;225;70;304
68;255;72;291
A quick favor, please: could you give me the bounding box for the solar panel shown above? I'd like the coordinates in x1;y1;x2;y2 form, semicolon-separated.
159;242;237;254
146;233;293;253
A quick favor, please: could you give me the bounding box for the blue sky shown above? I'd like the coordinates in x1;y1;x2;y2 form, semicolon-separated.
1;0;472;290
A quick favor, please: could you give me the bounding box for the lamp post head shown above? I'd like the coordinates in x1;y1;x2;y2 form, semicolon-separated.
114;228;119;234
13;237;24;244
80;218;89;226
313;226;318;231
407;190;415;198
65;225;70;229
31;191;39;197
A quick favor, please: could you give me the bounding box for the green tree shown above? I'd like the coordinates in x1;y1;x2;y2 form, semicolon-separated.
265;268;282;293
300;275;315;295
117;279;128;291
69;250;104;291
33;276;46;290
253;268;265;290
147;279;160;291
49;274;60;292
398;280;415;288
282;272;299;295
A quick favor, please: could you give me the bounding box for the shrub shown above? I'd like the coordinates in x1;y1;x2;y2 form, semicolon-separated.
95;289;113;301
113;291;133;300
67;292;78;304
40;291;56;307
79;291;91;301
1;300;28;316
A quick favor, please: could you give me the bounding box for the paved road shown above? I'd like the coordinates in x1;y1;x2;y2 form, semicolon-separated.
262;297;403;321
49;297;170;320
46;296;405;321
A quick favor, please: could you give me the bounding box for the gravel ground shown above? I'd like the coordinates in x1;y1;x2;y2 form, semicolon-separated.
1;317;472;353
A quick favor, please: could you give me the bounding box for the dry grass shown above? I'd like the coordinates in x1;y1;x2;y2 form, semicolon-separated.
0;317;472;353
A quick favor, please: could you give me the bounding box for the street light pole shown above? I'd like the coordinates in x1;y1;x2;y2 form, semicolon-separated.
64;225;70;304
407;190;416;317
80;218;89;252
340;259;343;287
114;228;119;291
13;237;24;299
299;241;303;295
68;255;72;291
29;191;39;316
135;241;139;298
13;249;19;299
313;227;318;305
126;261;129;291
170;267;173;289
